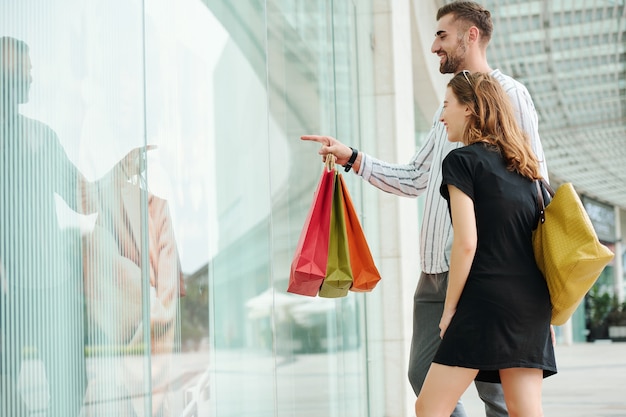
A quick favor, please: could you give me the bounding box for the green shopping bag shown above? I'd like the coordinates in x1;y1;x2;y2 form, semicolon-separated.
318;170;353;298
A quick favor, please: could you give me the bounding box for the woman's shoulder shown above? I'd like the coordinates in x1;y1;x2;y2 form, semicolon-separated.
444;143;504;180
448;142;495;160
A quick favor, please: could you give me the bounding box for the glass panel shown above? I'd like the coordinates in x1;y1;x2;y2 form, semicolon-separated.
202;1;275;416
1;1;151;417
266;0;377;416
0;29;90;417
143;0;235;415
1;1;380;416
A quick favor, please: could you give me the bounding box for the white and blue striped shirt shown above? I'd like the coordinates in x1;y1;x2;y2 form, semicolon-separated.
357;69;548;274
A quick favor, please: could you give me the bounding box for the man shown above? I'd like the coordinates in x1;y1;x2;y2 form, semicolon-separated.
302;2;548;416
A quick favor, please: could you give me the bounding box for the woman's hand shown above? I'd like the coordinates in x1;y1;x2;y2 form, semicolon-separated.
439;308;456;339
115;145;157;181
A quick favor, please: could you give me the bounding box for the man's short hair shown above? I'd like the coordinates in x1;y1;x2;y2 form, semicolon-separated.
1;37;29;70
0;37;29;56
437;1;493;41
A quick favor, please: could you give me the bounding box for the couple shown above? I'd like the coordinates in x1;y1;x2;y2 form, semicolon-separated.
302;2;556;417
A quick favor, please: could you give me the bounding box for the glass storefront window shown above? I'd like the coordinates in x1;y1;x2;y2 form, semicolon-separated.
1;1;379;416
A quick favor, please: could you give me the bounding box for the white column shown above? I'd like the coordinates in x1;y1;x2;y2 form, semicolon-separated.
371;1;417;416
371;0;446;415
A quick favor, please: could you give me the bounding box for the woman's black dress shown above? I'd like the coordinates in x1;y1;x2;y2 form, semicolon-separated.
437;143;556;382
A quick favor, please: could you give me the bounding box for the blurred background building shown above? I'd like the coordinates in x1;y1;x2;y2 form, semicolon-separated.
0;0;623;416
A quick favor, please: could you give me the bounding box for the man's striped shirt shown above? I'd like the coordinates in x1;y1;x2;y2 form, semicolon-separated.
357;69;548;274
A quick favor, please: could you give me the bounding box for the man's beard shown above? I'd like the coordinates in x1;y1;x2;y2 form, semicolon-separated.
439;39;467;74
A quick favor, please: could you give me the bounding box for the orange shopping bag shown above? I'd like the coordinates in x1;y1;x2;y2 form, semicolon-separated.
287;160;336;296
339;174;381;292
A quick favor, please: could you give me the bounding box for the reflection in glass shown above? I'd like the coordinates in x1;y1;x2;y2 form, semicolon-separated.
0;35;88;417
0;0;380;416
0;35;148;417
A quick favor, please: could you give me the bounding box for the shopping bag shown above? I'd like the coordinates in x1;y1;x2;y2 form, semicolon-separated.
287;162;336;296
339;174;381;292
318;170;353;298
533;180;614;326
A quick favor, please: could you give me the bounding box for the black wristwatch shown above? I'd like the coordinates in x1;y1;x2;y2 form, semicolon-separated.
344;147;358;172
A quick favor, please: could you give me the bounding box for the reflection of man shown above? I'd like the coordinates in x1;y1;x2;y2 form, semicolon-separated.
0;36;87;417
0;36;148;417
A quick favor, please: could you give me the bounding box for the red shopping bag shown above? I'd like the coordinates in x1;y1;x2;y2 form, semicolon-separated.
287;162;336;296
318;170;353;298
340;174;381;291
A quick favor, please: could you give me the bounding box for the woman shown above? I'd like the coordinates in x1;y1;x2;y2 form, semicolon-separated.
414;71;556;417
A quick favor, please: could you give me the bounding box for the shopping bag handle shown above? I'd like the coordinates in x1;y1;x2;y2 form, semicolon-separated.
535;178;555;224
325;154;336;172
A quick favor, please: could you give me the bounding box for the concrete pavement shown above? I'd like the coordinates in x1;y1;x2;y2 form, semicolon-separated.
460;341;626;416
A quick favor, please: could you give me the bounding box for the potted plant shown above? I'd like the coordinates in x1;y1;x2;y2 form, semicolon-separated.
585;287;613;341
607;299;626;341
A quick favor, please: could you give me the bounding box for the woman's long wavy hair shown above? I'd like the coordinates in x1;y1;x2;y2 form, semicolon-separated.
449;71;542;180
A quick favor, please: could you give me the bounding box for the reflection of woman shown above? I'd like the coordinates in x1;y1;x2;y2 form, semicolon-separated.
82;180;184;416
414;72;556;417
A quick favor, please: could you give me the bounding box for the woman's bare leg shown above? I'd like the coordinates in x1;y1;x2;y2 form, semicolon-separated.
414;363;477;417
499;368;544;417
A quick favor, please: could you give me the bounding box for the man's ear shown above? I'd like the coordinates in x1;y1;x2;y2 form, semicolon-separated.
467;26;479;44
